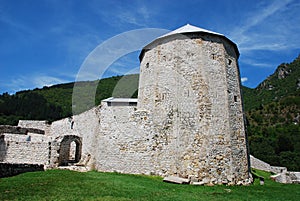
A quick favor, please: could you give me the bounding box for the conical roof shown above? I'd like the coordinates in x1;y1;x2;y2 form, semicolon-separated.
159;24;223;39
139;24;239;61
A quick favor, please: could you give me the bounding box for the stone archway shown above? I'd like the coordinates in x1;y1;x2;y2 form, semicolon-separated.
58;135;82;166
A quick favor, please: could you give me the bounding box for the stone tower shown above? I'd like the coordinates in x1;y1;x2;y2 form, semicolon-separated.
138;24;251;185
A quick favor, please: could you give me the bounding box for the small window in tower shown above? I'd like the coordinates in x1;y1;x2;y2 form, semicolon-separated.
212;54;216;60
234;96;238;102
228;59;232;65
146;63;149;68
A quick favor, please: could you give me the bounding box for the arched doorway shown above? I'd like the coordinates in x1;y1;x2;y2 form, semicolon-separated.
58;135;82;166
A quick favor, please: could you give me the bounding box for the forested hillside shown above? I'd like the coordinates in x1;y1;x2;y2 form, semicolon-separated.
242;55;300;171
0;74;138;125
0;55;299;170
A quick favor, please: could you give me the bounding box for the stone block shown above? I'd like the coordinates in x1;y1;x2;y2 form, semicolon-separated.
163;176;190;184
191;181;205;185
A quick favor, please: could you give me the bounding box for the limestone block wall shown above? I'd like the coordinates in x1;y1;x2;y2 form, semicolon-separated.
224;41;250;182
250;155;271;172
136;33;251;185
95;103;189;176
0;133;51;165
271;166;287;174
0;125;45;135
95;103;152;174
18;120;50;131
49;107;100;167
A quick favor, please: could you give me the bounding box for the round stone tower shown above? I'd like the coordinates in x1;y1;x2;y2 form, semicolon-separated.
137;24;251;185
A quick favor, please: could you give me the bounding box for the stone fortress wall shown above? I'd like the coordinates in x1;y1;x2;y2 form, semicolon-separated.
0;133;50;165
0;25;254;185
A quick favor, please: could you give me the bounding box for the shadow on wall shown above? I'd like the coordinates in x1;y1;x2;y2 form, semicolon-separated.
0;163;44;178
0;135;7;162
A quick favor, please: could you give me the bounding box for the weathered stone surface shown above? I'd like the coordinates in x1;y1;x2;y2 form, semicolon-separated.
191;181;205;185
18;120;50;131
163;176;190;184
250;155;271;172
0;133;50;164
251;155;300;184
270;171;300;184
135;31;251;184
0;125;44;135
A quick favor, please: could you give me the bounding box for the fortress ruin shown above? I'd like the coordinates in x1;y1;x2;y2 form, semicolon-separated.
0;24;253;185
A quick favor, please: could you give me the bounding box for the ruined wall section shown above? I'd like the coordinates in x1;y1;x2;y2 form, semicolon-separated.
18;120;50;131
0;163;44;178
49;107;100;167
0;133;50;165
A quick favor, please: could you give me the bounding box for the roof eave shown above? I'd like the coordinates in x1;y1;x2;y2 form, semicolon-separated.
139;31;239;61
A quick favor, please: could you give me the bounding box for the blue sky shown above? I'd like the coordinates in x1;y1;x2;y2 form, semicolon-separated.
0;0;300;94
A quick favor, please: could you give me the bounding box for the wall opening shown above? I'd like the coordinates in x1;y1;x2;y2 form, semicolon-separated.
58;135;82;166
69;141;76;161
0;135;7;162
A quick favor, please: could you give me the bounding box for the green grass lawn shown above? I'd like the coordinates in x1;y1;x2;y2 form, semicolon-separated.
0;169;299;201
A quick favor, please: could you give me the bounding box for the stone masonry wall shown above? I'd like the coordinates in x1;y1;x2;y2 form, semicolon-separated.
224;41;250;183
49;107;100;167
18;120;50;131
0;133;50;165
0;125;45;135
138;33;250;185
95;104;156;174
250;155;271;172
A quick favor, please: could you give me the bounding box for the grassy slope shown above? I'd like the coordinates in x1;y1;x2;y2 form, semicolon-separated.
0;169;300;201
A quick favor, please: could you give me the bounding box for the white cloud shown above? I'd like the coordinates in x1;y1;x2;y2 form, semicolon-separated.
230;0;299;53
5;74;71;93
240;58;274;68
241;77;248;83
92;1;155;28
33;75;70;88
